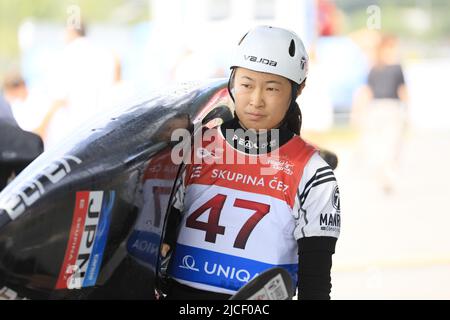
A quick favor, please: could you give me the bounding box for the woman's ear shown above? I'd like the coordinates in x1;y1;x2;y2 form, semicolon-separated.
296;79;307;97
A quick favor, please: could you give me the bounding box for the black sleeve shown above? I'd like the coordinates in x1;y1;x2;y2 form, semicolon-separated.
396;64;405;87
162;205;182;248
297;236;337;300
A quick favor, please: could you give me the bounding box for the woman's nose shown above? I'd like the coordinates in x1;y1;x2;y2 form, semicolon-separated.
250;88;264;108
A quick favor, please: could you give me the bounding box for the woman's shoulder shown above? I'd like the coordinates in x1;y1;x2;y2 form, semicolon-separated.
284;135;318;157
302;152;335;180
306;151;333;168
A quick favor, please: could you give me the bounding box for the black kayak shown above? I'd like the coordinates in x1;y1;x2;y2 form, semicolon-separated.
0;79;232;299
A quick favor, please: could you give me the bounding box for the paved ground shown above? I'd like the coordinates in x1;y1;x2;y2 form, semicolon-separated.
304;127;450;300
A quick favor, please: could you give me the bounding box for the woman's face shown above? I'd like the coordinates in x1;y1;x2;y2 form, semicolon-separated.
233;67;292;131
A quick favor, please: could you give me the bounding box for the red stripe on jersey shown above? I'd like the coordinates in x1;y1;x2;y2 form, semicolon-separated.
185;128;316;207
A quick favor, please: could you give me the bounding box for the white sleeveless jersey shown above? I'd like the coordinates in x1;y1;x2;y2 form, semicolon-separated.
168;127;340;294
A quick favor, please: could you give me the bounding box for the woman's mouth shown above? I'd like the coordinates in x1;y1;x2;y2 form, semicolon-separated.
245;112;266;121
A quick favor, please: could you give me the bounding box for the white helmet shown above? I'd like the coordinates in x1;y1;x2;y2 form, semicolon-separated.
230;25;309;85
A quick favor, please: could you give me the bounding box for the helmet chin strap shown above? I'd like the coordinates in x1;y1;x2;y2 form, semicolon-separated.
227;68;236;103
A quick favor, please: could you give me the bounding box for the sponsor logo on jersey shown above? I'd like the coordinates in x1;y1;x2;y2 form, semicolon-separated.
56;190;115;290
231;134;277;151
332;186;340;211
208;169;290;193
179;255;200;272
170;244;297;292
319;213;340;232
175;252;260;284
266;159;294;175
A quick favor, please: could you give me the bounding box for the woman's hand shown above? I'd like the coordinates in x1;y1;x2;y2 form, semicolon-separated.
161;243;171;257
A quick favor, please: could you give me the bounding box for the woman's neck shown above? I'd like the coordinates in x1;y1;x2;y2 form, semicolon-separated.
220;117;294;154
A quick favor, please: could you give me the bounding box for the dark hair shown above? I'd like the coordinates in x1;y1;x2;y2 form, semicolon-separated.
282;81;302;135
284;101;302;135
67;21;86;37
3;72;26;90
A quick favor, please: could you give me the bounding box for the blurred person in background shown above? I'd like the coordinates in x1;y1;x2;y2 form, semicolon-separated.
43;21;115;148
170;45;222;83
297;45;334;132
2;71;44;134
0;92;18;127
98;54;136;112
352;34;409;194
0;93;43;191
2;72;28;106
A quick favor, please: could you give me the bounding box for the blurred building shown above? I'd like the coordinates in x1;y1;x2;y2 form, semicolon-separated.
15;0;375;133
149;0;317;86
150;0;316;47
